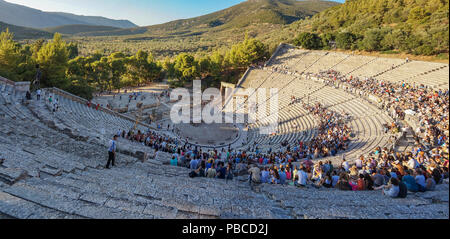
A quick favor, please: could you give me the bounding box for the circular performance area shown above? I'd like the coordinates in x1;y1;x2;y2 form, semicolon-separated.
172;122;240;146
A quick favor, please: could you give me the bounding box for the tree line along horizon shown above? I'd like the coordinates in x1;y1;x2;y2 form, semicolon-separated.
0;29;270;100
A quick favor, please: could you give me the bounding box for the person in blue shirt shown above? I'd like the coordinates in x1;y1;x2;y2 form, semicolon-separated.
190;158;198;170
415;169;427;192
105;135;118;169
261;167;270;183
217;162;227;179
402;170;418;192
170;156;178;166
279;168;287;185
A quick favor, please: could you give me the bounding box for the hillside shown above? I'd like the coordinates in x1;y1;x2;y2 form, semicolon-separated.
73;0;339;37
143;0;339;32
45;25;121;35
0;21;52;40
283;0;449;56
67;0;339;56
0;0;137;29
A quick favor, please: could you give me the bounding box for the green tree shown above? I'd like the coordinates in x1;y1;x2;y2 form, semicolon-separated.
15;44;36;82
31;39;45;58
198;57;211;77
293;32;323;50
173;53;199;82
226;35;268;68
67;42;79;59
360;28;391;51
36;33;70;88
0;29;21;81
336;32;358;50
125;50;161;86
320;32;336;49
91;57;111;91
162;56;176;79
108;54;126;92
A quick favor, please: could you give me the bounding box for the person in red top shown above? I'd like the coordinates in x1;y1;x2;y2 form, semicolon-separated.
357;174;366;191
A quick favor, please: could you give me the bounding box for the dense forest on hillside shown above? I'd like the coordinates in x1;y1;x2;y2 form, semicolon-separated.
0;30;268;100
288;0;449;56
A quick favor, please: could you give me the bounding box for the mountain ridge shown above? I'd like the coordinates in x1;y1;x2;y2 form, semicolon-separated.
73;0;340;37
0;0;137;29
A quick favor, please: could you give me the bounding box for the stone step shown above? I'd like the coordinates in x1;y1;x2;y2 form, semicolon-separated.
3;183;151;219
0;191;82;219
0;168;28;185
39;167;63;177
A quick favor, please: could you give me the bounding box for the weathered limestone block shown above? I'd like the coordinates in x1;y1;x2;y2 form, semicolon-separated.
39;167;62;177
0;168;28;185
135;151;149;163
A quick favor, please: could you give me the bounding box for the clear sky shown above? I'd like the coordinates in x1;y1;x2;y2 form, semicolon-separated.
4;0;345;27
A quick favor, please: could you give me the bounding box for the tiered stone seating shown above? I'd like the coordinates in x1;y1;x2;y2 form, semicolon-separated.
331;55;375;75
98;93;159;110
259;183;448;219
306;86;354;108
328;98;391;162
349;57;406;79
238;50;397;162
375;61;445;84
242;75;325;150
239;69;274;89
1;157;293;219
40;89;151;135
268;46;309;67
3;85;285;219
1;44;448;219
307;52;349;74
291;51;328;73
407;65;449;89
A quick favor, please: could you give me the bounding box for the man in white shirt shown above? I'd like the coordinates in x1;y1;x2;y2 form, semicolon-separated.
407;157;417;170
36;89;41;101
342;159;350;172
248;165;261;184
355;156;363;169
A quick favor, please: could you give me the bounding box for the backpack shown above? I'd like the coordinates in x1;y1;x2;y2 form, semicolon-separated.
398;182;408;198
